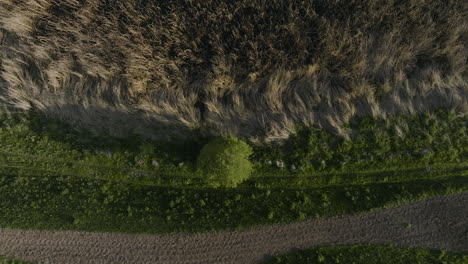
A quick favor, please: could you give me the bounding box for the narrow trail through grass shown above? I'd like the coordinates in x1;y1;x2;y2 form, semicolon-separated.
0;149;466;189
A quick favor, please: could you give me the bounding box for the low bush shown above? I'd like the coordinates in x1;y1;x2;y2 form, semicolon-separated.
196;137;253;188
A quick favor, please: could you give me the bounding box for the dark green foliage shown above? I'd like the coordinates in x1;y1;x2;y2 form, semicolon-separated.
263;244;468;264
0;256;32;264
0;172;466;234
196;137;253;188
0;109;207;186
253;110;467;176
0;108;466;233
1;108;465;188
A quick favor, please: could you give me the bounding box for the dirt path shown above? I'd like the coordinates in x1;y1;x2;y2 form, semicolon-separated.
1;192;467;264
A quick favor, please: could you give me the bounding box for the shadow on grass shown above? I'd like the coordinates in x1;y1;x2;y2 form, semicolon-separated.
23;106;212;164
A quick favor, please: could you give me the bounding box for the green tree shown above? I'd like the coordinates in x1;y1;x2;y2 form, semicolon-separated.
196;136;253;188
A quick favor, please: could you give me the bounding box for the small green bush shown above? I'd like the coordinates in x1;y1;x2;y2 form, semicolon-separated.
196;136;253;188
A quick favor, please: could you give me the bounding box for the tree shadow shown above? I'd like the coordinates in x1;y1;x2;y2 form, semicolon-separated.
24;104;212;164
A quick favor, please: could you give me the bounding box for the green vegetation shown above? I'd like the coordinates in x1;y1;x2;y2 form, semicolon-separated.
0;3;466;264
0;108;465;189
263;244;468;264
196;137;253;188
253;109;467;176
0;108;466;233
0;168;466;234
0;256;31;264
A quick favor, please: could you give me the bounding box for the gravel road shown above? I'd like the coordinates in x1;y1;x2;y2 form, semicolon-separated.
1;192;467;264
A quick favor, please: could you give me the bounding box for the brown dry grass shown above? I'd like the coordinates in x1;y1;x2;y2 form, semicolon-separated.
0;192;467;264
0;0;467;142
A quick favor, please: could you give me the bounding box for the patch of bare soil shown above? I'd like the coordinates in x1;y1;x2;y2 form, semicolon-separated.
0;192;467;264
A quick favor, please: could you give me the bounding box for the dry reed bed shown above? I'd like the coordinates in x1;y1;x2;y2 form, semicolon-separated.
0;0;467;142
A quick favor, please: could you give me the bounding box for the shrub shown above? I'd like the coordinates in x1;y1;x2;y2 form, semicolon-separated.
196;136;253;188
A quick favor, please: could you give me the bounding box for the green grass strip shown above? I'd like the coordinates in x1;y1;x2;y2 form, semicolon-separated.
0;172;466;234
0;256;32;264
0;149;466;189
262;244;468;264
0;108;466;233
0;108;466;188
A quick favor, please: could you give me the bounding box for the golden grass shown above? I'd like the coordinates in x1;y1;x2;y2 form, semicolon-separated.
0;0;467;142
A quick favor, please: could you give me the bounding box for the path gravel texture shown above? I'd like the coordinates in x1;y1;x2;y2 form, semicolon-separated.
1;192;467;264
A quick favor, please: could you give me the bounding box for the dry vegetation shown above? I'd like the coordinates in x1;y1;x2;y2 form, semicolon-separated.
0;0;467;142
